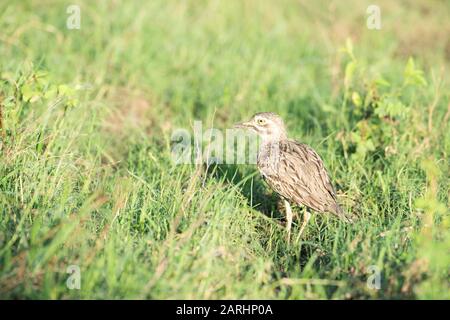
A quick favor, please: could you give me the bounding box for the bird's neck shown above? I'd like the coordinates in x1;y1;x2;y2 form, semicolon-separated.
258;137;285;158
257;138;286;171
260;134;287;146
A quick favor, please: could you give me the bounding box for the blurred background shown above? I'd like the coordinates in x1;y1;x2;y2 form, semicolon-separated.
0;0;449;299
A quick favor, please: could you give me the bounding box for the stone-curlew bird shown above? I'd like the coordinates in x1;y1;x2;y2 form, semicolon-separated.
235;112;351;243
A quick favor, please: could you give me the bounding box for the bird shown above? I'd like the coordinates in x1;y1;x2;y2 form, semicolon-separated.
234;112;351;243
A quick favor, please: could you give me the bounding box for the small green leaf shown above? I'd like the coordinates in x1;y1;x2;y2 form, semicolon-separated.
375;96;407;118
21;83;41;102
345;38;355;60
58;84;75;97
404;57;427;87
352;91;362;107
344;61;356;90
44;85;58;100
374;77;390;87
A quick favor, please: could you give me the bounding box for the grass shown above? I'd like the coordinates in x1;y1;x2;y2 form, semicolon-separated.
0;0;449;299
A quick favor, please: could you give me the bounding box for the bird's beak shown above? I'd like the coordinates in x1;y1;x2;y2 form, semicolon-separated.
233;121;253;129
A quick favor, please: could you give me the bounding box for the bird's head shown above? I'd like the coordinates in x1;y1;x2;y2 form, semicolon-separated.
234;112;287;142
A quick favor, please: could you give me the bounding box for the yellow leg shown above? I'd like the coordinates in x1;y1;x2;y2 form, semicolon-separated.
296;209;311;243
284;200;293;244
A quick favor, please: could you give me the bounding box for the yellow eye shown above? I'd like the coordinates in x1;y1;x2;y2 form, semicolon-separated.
257;118;266;125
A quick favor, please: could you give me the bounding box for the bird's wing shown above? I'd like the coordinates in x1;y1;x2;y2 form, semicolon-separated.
274;140;342;216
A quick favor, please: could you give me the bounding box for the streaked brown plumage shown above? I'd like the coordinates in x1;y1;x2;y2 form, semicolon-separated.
258;140;344;216
235;112;350;242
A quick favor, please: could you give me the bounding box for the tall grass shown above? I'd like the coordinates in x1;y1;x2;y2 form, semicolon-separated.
0;0;449;299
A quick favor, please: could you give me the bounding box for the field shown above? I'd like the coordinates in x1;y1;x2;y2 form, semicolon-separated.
0;0;449;299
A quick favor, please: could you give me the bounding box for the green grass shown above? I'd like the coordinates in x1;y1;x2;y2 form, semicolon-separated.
0;0;449;299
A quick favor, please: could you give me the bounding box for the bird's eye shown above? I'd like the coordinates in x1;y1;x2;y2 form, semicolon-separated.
257;118;266;125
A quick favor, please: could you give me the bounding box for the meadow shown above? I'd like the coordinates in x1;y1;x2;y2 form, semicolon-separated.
0;0;449;299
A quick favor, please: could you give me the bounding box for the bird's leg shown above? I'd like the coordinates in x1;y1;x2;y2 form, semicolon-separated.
295;207;311;243
284;200;293;244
